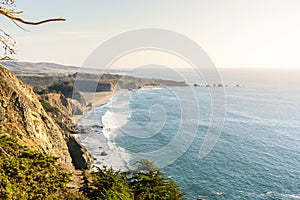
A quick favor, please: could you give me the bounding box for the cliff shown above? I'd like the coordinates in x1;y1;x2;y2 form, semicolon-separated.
40;92;84;120
0;65;93;170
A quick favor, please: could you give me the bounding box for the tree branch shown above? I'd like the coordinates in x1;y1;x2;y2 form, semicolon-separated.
0;2;66;60
0;8;66;25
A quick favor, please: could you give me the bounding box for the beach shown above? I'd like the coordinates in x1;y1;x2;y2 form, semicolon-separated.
71;92;113;123
72;89;129;123
72;89;132;171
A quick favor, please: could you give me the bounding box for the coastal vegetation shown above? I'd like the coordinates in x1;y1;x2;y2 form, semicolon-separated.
0;135;78;199
80;160;183;200
39;98;60;115
0;133;184;199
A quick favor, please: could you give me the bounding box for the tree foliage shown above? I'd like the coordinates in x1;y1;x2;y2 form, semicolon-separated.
129;160;184;200
80;160;184;200
0;133;184;199
80;166;133;200
0;135;74;199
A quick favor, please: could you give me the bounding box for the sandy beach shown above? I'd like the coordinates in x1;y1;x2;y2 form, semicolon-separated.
83;92;113;107
71;92;112;123
71;89;128;123
71;89;131;171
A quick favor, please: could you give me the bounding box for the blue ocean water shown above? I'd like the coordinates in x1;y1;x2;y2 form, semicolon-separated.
78;69;300;199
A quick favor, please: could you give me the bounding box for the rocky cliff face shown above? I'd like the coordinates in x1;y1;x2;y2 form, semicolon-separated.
0;65;93;169
40;93;84;119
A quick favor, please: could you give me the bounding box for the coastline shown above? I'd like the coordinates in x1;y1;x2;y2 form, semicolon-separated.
71;89;128;124
71;87;167;171
73;89;131;171
71;92;112;123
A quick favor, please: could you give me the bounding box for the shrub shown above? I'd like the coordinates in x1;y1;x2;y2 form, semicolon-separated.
39;98;60;115
80;160;184;200
0;135;73;199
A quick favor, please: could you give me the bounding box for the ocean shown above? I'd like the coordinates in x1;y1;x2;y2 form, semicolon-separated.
77;68;300;199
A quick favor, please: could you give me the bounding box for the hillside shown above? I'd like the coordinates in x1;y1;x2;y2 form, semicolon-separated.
1;61;97;75
0;64;93;170
1;61;188;93
1;61;125;75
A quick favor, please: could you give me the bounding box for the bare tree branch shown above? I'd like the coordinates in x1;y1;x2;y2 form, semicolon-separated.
0;28;15;59
0;8;66;25
11;19;29;32
0;1;66;60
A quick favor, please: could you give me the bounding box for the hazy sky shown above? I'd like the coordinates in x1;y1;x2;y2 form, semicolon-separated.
1;0;300;68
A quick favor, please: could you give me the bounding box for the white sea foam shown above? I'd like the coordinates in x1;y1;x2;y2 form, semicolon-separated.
102;111;128;131
93;110;132;171
286;194;300;199
139;87;164;91
75;95;133;171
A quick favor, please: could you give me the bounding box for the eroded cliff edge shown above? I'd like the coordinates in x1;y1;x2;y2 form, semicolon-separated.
0;65;93;170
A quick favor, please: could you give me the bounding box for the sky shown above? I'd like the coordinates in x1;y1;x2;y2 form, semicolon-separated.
1;0;300;69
